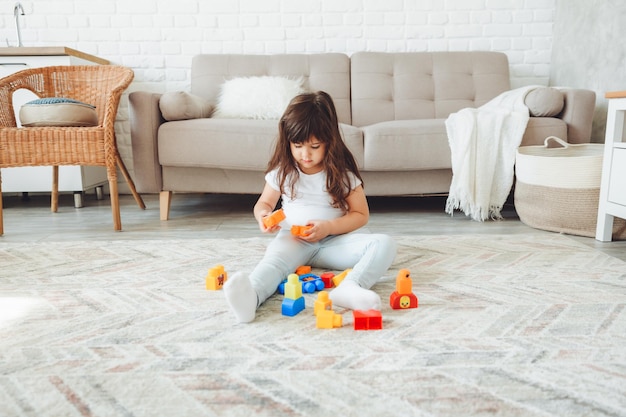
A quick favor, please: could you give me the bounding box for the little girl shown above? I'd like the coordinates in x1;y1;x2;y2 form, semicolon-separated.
224;91;397;323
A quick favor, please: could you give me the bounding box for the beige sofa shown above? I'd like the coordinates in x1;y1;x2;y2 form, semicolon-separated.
129;52;596;220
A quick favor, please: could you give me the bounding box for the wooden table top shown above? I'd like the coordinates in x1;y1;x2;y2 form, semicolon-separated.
606;90;626;99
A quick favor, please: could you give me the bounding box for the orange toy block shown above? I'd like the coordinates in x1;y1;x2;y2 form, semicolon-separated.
295;265;312;275
353;309;382;330
316;309;343;329
314;291;333;316
332;268;352;287
262;208;286;229
206;265;228;290
291;225;312;237
389;268;418;309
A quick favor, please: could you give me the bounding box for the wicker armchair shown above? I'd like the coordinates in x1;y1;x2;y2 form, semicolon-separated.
0;65;145;234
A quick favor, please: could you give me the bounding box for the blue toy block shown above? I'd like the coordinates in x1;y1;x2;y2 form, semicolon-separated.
282;296;305;316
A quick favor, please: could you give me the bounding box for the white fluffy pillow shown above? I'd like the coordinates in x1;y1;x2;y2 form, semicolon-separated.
212;76;305;120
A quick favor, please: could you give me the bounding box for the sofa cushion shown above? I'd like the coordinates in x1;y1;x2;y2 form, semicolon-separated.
212;76;305;120
524;87;564;117
159;91;213;121
19;97;98;127
190;53;352;125
158;119;364;171
159;119;278;170
361;120;451;171
350;51;511;127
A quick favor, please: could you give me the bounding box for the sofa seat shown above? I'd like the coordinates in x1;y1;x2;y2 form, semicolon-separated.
159;119;364;171
362;119;450;171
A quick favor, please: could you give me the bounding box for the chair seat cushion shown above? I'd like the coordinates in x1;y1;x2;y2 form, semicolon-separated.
19;98;99;127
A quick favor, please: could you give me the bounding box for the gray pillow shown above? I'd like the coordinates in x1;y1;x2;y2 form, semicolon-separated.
524;87;564;117
19;97;99;127
159;91;213;121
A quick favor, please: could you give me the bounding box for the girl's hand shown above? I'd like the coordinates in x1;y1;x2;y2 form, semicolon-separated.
298;220;331;242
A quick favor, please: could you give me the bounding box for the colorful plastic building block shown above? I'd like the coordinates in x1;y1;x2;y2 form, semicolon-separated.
300;273;325;293
284;273;302;299
205;265;227;290
353;309;383;330
282;297;306;316
316;309;343;329
389;268;418;309
263;208;286;229
291;224;313;237
332;268;352;287
295;265;311;275
320;272;335;288
277;273;324;294
314;291;333;316
282;273;305;316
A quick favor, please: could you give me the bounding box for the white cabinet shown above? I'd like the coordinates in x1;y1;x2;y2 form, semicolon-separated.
0;47;110;207
596;91;626;241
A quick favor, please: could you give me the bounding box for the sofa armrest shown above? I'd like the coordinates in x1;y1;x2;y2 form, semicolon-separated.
129;91;164;193
556;88;596;144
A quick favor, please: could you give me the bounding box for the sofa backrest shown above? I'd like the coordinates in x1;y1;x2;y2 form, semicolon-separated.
191;53;352;125
350;51;511;127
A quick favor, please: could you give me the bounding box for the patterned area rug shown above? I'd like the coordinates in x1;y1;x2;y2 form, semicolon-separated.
1;234;625;417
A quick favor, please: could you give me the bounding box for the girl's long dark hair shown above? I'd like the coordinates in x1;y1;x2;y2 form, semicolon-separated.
266;91;363;212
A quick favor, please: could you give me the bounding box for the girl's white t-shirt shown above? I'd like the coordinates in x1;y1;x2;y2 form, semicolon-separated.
265;168;361;228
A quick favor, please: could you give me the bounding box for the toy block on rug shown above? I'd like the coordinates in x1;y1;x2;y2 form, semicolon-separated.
353;309;382;330
389;268;418;309
205;264;227;290
282;273;305;316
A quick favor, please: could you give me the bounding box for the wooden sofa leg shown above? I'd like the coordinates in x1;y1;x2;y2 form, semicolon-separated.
160;191;172;221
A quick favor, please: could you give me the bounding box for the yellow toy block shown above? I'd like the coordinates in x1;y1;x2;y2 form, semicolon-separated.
314;291;332;316
284;273;302;300
316;309;343;329
206;265;227;290
332;268;352;287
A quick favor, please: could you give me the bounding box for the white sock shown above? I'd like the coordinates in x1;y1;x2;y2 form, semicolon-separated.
329;280;381;311
223;272;257;323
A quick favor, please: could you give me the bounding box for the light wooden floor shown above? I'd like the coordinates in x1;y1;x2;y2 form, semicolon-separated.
1;191;625;261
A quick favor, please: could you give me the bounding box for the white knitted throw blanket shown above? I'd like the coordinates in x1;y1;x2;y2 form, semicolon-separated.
445;86;538;221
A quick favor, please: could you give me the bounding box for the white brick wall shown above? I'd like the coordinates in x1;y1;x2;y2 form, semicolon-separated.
0;0;556;185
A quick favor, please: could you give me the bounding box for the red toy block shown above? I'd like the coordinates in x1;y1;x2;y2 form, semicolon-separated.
263;208;286;229
390;292;418;309
353;309;382;330
205;265;227;290
291;224;312;237
320;272;335;288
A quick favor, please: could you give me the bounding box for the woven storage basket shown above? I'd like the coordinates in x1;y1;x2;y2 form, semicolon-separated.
514;136;626;239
